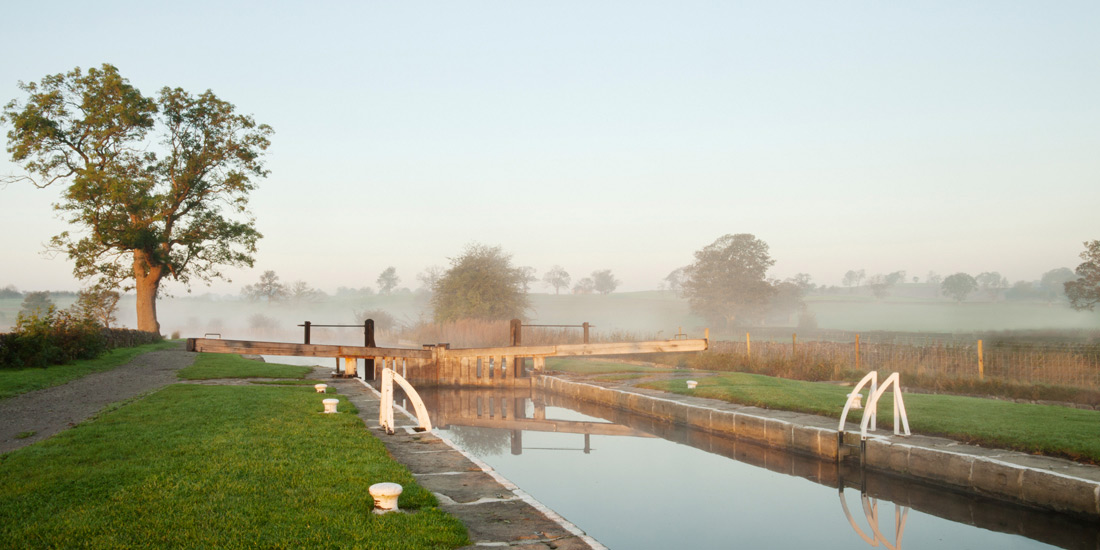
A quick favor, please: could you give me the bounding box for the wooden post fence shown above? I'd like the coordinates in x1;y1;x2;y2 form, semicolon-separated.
855;334;861;371
978;339;984;380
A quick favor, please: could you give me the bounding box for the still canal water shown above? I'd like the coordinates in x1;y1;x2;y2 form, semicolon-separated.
414;387;1096;550
266;357;1096;549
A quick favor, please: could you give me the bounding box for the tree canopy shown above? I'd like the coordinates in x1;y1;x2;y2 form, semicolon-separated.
573;277;595;294
377;267;399;295
681;233;776;326
19;291;53;317
70;287;120;328
241;270;287;303
591;269;620;295
1039;267;1075;302
941;272;977;302
976;271;1008;299
867;270;906;300
431;244;530;322
661;267;685;293
2;64;272;333
1065;240;1100;312
542;266;570;295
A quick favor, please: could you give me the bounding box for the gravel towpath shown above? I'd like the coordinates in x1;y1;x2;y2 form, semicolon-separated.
0;342;195;454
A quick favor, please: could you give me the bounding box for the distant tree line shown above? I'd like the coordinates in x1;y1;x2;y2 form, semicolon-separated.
221;238;1100;330
827;266;1080;304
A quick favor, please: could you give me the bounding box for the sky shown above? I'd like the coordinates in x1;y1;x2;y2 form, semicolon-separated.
1;1;1098;295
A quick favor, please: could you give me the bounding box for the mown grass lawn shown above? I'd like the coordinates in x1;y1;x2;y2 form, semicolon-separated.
545;357;685;375
641;372;1100;464
0;384;468;549
177;352;313;380
0;340;180;400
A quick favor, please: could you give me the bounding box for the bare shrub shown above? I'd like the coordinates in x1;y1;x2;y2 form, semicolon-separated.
353;309;398;332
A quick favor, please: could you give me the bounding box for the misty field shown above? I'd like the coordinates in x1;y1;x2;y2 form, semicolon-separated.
5;291;1096;342
5;291;1099;394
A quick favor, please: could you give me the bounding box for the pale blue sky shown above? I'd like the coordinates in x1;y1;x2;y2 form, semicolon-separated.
2;1;1098;294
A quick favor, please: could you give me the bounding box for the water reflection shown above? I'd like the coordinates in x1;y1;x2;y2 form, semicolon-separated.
388;386;1098;549
840;487;908;549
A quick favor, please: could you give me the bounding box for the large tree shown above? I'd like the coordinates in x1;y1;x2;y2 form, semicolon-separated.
241;270;287;303
591;269;620;295
1065;240;1100;312
416;265;444;292
377;267;399;295
542;265;571;295
975;271;1008;300
867;271;905;300
681;233;776;326
941;272;977;302
661;267;686;293
1039;267;1076;302
19;291;53;317
842;269;865;291
3;64;272;333
431;244;529;322
70;287;120;328
518;266;538;293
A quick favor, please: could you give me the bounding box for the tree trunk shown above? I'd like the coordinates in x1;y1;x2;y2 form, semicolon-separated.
133;250;163;334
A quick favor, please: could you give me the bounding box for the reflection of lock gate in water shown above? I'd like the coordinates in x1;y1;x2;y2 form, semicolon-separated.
413;386;656;455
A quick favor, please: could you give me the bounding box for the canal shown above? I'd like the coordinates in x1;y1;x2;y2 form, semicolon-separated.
414;387;1097;550
267;357;1097;549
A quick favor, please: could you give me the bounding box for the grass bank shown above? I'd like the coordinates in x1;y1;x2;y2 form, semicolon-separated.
0;383;468;549
177;353;313;380
546;359;1100;464
0;340;179;400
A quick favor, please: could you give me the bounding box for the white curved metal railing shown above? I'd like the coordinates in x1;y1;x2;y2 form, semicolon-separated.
839;371;910;440
838;371;878;433
379;368;433;435
860;372;910;440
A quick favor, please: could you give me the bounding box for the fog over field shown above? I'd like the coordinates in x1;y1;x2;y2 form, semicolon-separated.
6;288;1098;345
1;2;1098;334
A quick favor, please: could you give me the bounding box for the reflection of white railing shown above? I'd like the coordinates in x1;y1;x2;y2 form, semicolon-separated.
379;368;432;435
839;487;909;549
838;371;910;440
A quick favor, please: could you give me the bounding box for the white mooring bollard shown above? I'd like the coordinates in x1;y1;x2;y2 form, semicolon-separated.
322;398;339;414
686;380;698;389
370;482;403;514
847;392;863;410
315;384;328;393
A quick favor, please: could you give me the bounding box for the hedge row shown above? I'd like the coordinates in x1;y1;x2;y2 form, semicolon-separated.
0;310;161;369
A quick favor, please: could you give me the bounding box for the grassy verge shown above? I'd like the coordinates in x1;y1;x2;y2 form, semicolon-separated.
0;384;469;549
640;373;1100;464
0;341;179;400
607;350;1100;407
177;353;313;380
545;357;685;375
